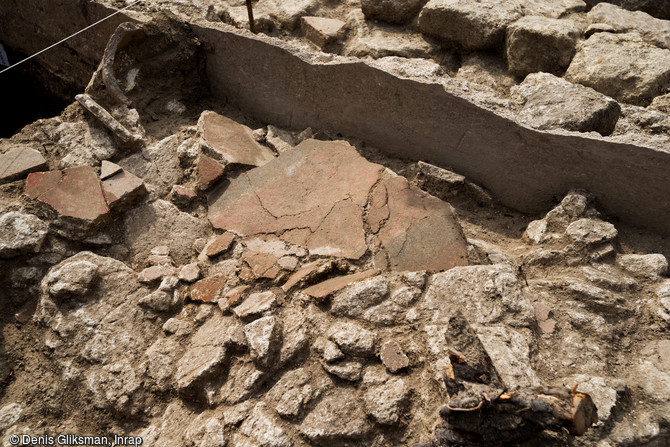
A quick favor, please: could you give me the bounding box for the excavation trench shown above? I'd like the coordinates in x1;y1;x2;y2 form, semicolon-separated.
0;45;71;138
2;0;670;235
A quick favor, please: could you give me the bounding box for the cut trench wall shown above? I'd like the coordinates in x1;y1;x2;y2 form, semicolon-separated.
2;1;670;236
0;0;136;98
193;21;670;236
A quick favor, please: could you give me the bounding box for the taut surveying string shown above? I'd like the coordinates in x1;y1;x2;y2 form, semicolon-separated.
0;0;144;75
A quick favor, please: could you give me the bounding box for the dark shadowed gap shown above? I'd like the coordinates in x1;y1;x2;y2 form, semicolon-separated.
0;44;71;138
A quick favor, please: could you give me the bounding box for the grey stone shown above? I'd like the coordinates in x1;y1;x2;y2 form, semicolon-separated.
565;218;618;244
179;263;201;283
218;360;266;405
259;0;320;30
162;317;193;336
561;191;590;218
344;25;436;59
161;273;183;292
223;401;254;426
184;416;227;447
266;125;296;154
139;290;178;312
650;93;670;114
621;104;670;134
175;313;229;393
298;389;372;441
278;307;309;366
512;73;621;136
0;403;23;431
423;264;535;327
0;146;47;183
361;0;427;24
415;161;465;199
565;33;670;106
100;160;122;180
362;301;406;326
390;285;422;306
476;326;541;389
45;260;99;298
144;337;182;391
587;3;670;50
0;211;49;259
584;0;670;21
419;0;524;50
85;359;142;415
268;368;327;418
633;340;670;403
616;254;668;280
582;265;637;291
244;316;282;369
321;359;364;381
565;279;626;313
327;321;377;357
363;376;409;425
240;403;292;447
234;291;277;321
506;17;582;78
314;337;345;363
330;276;389;317
608;411;664;446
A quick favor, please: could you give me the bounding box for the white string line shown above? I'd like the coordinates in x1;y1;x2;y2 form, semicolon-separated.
0;0;144;75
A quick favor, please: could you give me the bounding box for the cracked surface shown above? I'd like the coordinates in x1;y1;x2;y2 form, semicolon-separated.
208;138;467;270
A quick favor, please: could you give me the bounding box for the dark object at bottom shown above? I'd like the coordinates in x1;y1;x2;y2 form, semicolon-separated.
430;385;597;446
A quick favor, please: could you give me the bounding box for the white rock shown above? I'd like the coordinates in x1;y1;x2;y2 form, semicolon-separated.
0;211;49;259
240;403;292;447
45;260;99;298
330;276;389;317
565;218;618;244
475;326;541;389
363;376;409;425
0;403;24;431
327;321;377;357
244;316;282;369
617;254;668;280
423;264;535;327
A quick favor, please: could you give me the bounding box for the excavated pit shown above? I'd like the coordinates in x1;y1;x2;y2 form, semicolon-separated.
0;46;71;138
1;1;670;446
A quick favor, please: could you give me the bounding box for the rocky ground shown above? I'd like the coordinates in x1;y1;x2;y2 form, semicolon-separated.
1;1;670;446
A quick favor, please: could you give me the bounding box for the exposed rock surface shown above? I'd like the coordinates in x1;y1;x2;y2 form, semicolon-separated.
3;10;670;446
199;111;275;167
361;0;427;25
0;147;47;183
565;32;670;105
585;0;670;20
419;0;524;50
587;3;670;50
0;211;49;258
512;73;621;135
506;16;582;77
